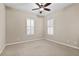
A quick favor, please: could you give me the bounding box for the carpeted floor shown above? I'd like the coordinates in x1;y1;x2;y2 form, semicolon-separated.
1;39;79;56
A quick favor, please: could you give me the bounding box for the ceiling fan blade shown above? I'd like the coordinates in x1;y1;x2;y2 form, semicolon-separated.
36;3;41;8
44;3;51;7
32;8;40;10
44;8;51;11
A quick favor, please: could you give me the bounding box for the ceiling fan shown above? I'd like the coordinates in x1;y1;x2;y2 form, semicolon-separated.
32;3;51;14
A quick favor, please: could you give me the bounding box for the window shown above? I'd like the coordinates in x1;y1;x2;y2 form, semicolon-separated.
47;19;54;35
26;18;34;35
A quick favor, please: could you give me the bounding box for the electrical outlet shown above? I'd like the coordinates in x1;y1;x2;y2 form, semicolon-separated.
73;41;77;45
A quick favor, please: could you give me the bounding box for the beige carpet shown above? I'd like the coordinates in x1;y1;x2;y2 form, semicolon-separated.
1;39;79;56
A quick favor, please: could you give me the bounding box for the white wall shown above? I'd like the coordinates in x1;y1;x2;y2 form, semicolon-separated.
45;4;79;47
0;4;6;54
6;7;44;44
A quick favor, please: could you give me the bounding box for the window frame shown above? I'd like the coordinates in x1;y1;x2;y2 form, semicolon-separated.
26;18;35;35
47;19;54;35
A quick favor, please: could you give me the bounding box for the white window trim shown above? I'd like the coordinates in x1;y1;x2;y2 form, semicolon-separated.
26;18;35;35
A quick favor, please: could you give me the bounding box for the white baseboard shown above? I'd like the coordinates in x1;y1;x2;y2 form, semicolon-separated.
4;37;79;54
0;45;6;55
6;38;42;46
46;39;79;50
